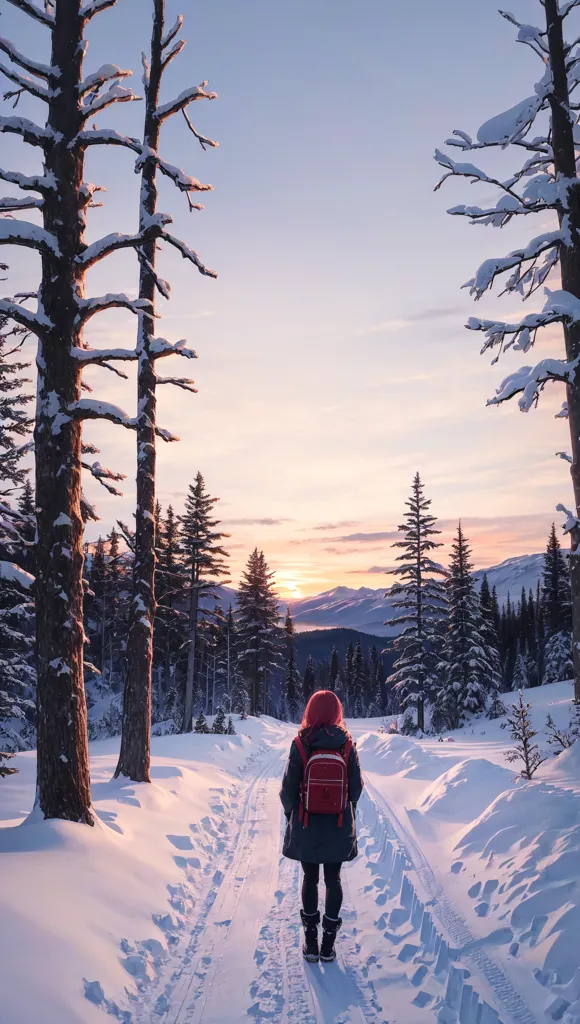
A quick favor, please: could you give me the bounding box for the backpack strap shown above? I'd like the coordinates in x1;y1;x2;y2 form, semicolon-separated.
337;738;353;828
294;736;309;826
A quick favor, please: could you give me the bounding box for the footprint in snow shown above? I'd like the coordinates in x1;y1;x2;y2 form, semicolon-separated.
468;881;481;899
274;890;285;904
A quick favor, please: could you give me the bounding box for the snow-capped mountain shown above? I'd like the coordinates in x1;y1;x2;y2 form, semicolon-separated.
209;554;544;637
288;553;544;636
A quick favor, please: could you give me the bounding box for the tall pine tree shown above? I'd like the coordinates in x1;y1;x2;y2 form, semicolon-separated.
180;473;229;732
236;549;281;715
283;609;301;722
387;473;446;732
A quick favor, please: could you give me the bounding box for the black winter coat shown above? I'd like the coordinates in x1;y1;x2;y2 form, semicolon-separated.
279;725;363;864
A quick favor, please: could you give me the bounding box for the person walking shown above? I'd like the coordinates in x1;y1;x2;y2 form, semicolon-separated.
279;689;363;963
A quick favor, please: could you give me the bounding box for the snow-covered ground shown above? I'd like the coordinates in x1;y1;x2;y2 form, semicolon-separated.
0;683;578;1023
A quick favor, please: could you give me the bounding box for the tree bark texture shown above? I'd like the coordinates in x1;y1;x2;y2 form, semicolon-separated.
115;0;164;779
35;0;93;823
546;0;580;703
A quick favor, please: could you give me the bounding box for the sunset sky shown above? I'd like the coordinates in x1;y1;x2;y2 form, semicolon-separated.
1;0;569;597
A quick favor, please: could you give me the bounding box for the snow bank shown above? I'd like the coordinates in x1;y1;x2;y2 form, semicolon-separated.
419;757;516;822
357;731;461;780
0;716;291;1024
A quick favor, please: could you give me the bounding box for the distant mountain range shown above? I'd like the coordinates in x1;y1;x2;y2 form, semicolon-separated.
213;553;544;638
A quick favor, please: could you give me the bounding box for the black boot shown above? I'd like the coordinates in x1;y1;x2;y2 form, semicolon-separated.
300;910;320;962
320;914;342;963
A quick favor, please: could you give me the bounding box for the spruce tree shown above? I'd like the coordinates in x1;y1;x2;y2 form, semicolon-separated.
180;473;229;731
387;473;446;732
0;566;35;751
194;711;210;734
236;549;281;715
434;524;490;729
479;574;503;697
542;524;572;636
344;641;355;715
352;640;368;717
0;315;33;495
226;716;236;735
302;654;316;704
283;609;301;722
212;706;226;734
16;480;36;575
544;631;573;685
329;647;340;692
512;642;529;692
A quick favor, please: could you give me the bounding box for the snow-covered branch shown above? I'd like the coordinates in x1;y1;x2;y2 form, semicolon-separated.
0;167;55;194
75;293;154;325
0;115;53;148
467;288;580;355
76;131;214;195
79;63;131;97
156;374;197;393
71;345;137;365
465;229;563;299
557;502;580;536
81;460;126;496
0;297;50;333
162;15;183;49
81;83;141;120
0;196;43;212
76;214;172;268
0;62;49;102
72;398;179;442
5;0;54;28
161;231;218;278
149;336;198;360
0;35;56;82
135;147;213;194
155;82;217;122
0;219;59;256
488;356;579;411
81;0;117;20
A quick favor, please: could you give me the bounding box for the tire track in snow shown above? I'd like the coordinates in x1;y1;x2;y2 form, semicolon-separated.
362;776;540;1024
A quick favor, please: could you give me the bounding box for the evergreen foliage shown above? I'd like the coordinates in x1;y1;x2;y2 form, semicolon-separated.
0;749;17;779
226;716;236;735
194;711;210;734
212;706;226;734
302;654;316;704
283;609;301;722
387;473;446;732
236;548;281;715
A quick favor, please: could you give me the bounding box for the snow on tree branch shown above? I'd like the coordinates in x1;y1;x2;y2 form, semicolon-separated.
0;62;50;102
79;64;132;97
488;356;579;411
557;502;580;535
465;229;564;299
71;345;138;365
467;288;580;355
0;115;54;147
161;231;218;278
0;297;50;333
80;0;118;20
5;0;54;28
73;398;178;442
76;214;172;267
148;336;198;360
81;460;126;496
0;35;56;82
81;82;141;119
75;293;154;325
155;81;217;122
0;196;43;212
135;147;213;194
0;167;55;194
162;15;184;49
156;374;197;393
0;219;60;256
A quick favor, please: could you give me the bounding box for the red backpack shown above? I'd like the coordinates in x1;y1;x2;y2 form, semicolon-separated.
294;734;353;827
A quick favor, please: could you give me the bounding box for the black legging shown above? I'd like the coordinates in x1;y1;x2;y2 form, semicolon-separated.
301;862;343;919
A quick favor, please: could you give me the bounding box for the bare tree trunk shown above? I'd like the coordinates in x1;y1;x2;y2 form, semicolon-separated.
546;0;580;703
115;0;165;781
35;0;92;823
183;584;199;731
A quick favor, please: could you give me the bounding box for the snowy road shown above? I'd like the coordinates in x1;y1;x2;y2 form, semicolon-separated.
130;734;542;1024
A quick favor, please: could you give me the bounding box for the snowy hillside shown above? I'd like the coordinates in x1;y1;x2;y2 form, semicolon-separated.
0;681;578;1023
